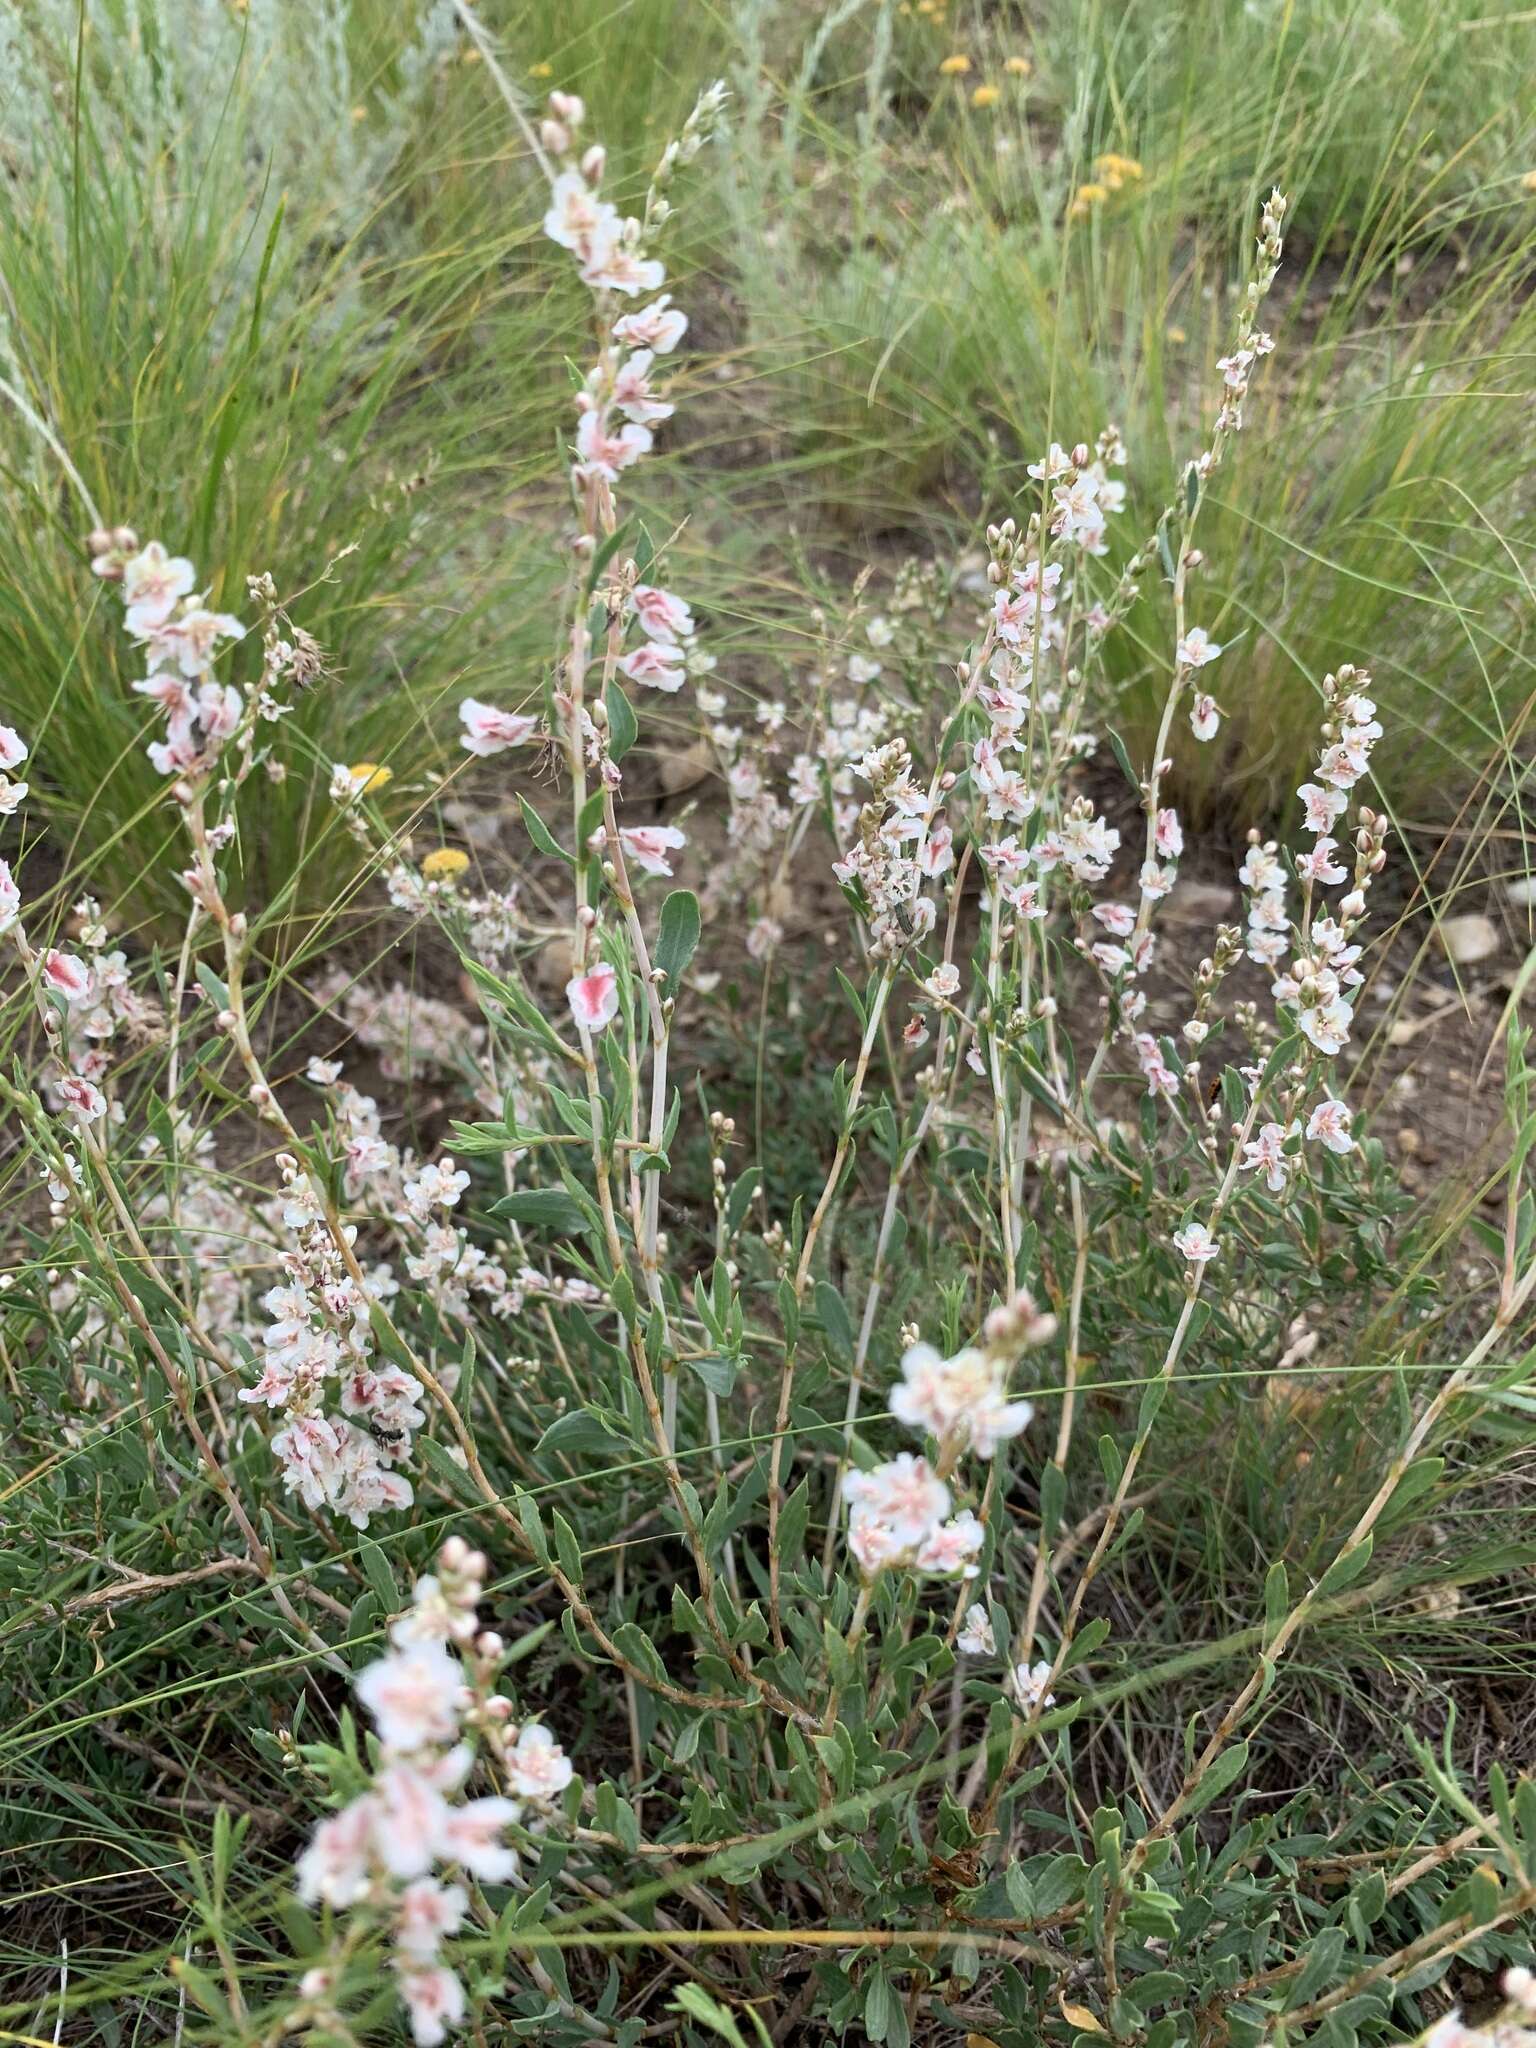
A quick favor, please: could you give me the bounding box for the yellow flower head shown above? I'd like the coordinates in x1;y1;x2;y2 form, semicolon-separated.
1522;169;1536;193
1094;152;1143;188
528;61;553;79
939;53;972;75
1069;181;1110;219
1004;55;1032;76
970;83;1001;108
422;847;470;883
347;762;393;794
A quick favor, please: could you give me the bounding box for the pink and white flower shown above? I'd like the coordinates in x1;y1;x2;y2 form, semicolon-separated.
1297;995;1353;1057
56;1074;107;1122
630;585;694;643
1306;1097;1355;1153
121;541;195;635
574;412;653;482
844;1452;950;1551
914;1509;986;1578
890;1342;1034;1459
396;1878;468;1960
459;699;540;757
505;1723;574;1803
373;1764;453;1878
41;949;92;1002
0;858;20;933
146;606;246;677
295;1795;378;1907
957;1604;995;1655
1298;780;1347;833
1189;693;1222;742
356;1641;463;1754
611;294;688;354
580;236;665;297
437;1795;522;1882
611;349;673;424
1172;1221;1220;1266
567;960;620;1034
617;641;685;692
542;170;619;254
618;824;686;877
1295;838;1346;886
0;725;27;771
1010;1660;1056;1712
1241;1121;1293;1193
395;1962;467;2048
1176;627;1222;669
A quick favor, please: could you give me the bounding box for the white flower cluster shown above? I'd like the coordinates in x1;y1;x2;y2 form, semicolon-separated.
0;719;28;818
252;1155;420;1530
547;92;719;701
845;1453;984;1577
316;973;486;1081
0;745;166;1133
293;1540;574;2046
847;1290;1055;1579
453;90;723;980
957;1603;1056;1713
88;531;247;778
832;737;954;958
968;444;1130;922
316;1068;596;1322
1273;668;1387;1060
781;586;940;843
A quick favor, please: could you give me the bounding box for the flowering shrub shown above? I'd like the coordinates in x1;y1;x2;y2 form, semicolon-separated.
2;66;1535;2048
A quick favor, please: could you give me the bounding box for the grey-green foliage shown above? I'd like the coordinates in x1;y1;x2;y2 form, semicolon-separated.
0;0;458;278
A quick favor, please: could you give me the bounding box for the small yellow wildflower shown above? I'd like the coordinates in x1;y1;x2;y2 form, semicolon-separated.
1004;55;1032;76
422;848;471;883
1068;181;1110;220
1166;325;1188;345
970;83;1000;108
939;53;972;75
1522;169;1536;193
1094;152;1144;190
529;60;553;78
348;762;393;794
